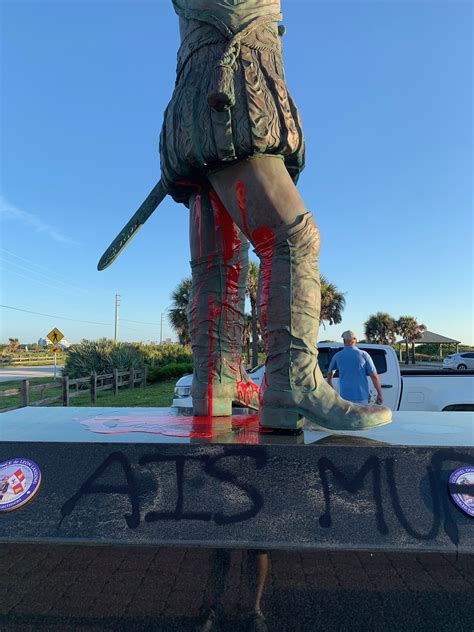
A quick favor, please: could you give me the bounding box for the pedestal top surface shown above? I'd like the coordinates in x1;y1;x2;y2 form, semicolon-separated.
0;407;472;447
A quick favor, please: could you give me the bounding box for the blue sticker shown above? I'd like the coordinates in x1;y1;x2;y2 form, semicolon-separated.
0;458;42;512
448;467;474;518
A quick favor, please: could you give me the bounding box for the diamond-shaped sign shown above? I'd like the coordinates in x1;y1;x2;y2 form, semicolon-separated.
47;328;64;344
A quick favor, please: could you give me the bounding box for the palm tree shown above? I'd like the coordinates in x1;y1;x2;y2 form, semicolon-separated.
320;276;346;327
396;316;427;364
169;278;192;345
364;312;397;345
246;261;260;367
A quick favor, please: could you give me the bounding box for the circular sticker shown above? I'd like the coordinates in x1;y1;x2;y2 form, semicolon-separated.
448;467;474;518
0;459;42;512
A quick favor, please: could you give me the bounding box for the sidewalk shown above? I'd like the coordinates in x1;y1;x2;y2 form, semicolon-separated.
0;545;472;631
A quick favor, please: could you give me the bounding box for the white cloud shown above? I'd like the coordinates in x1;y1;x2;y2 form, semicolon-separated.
0;196;79;245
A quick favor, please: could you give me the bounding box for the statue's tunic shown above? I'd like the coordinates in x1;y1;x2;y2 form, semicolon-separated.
160;0;305;203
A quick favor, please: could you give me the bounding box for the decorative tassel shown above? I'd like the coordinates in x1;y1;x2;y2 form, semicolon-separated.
208;63;236;111
208;42;240;112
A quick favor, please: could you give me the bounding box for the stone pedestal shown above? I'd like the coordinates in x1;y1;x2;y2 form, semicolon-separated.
1;407;473;552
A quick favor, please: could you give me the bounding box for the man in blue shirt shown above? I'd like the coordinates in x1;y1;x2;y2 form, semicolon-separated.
327;331;384;405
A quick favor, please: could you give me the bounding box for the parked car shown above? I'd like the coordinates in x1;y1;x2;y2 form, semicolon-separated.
173;343;474;412
172;364;264;410
443;353;474;371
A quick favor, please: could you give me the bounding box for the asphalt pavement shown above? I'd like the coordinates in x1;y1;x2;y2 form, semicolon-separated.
0;366;64;383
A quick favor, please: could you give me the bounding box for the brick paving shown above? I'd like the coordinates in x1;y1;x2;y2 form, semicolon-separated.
0;545;472;631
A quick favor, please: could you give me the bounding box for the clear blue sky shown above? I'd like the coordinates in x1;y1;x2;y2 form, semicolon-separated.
1;0;472;345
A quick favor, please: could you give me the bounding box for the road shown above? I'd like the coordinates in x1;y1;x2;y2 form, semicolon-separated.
0;365;64;382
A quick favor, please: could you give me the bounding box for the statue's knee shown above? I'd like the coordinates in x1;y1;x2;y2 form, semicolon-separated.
285;212;321;257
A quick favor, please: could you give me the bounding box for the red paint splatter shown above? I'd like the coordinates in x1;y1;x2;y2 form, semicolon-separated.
235;181;251;237
79;414;262;439
234;181;275;355
210;191;241;264
236;380;260;406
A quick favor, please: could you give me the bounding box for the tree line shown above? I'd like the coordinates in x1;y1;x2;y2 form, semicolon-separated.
364;312;426;364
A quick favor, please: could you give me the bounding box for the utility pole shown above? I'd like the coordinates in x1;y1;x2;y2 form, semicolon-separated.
160;313;164;344
114;294;121;343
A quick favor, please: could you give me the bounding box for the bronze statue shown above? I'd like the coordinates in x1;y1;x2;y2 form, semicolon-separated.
100;0;392;432
163;0;392;431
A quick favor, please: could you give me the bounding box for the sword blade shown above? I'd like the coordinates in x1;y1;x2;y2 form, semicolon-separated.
97;180;167;271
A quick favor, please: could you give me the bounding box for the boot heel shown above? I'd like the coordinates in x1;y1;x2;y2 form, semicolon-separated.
192;397;232;417
260;406;304;430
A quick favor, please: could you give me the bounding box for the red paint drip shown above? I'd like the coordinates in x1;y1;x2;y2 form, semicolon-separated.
210;190;243;371
210;190;241;266
251;226;275;348
235;181;251;237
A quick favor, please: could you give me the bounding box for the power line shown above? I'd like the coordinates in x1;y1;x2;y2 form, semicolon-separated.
0;304;111;326
0;247;89;292
1;266;60;291
1;304;168;335
121;318;162;326
1;257;88;293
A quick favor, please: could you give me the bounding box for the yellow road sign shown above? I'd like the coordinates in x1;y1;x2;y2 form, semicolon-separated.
50;346;62;353
47;327;64;344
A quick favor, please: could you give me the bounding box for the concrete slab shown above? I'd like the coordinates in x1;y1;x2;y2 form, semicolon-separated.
1;406;473;446
0;408;473;553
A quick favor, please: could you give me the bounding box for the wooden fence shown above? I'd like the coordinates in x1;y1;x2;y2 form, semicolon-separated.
0;367;147;412
2;353;66;365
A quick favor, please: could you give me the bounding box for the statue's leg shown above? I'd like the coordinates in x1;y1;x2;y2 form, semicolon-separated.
209;156;392;431
188;187;259;416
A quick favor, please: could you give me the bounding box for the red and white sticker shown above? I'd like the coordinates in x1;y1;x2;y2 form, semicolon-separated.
0;459;42;512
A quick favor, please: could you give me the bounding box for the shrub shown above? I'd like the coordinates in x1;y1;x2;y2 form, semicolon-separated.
63;339;193;379
136;343;193;367
64;339;143;379
147;362;193;383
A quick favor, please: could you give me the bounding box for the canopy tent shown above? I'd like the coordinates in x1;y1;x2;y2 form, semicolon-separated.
398;330;461;359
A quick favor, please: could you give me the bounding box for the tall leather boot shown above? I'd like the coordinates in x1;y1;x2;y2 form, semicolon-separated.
255;211;392;431
188;189;259;416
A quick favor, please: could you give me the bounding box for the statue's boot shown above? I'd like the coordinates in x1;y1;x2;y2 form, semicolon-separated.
256;211;392;431
188;190;259;416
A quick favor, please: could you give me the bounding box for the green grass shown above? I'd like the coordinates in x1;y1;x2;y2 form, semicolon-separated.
0;377;56;390
68;380;176;408
0;378;177;411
